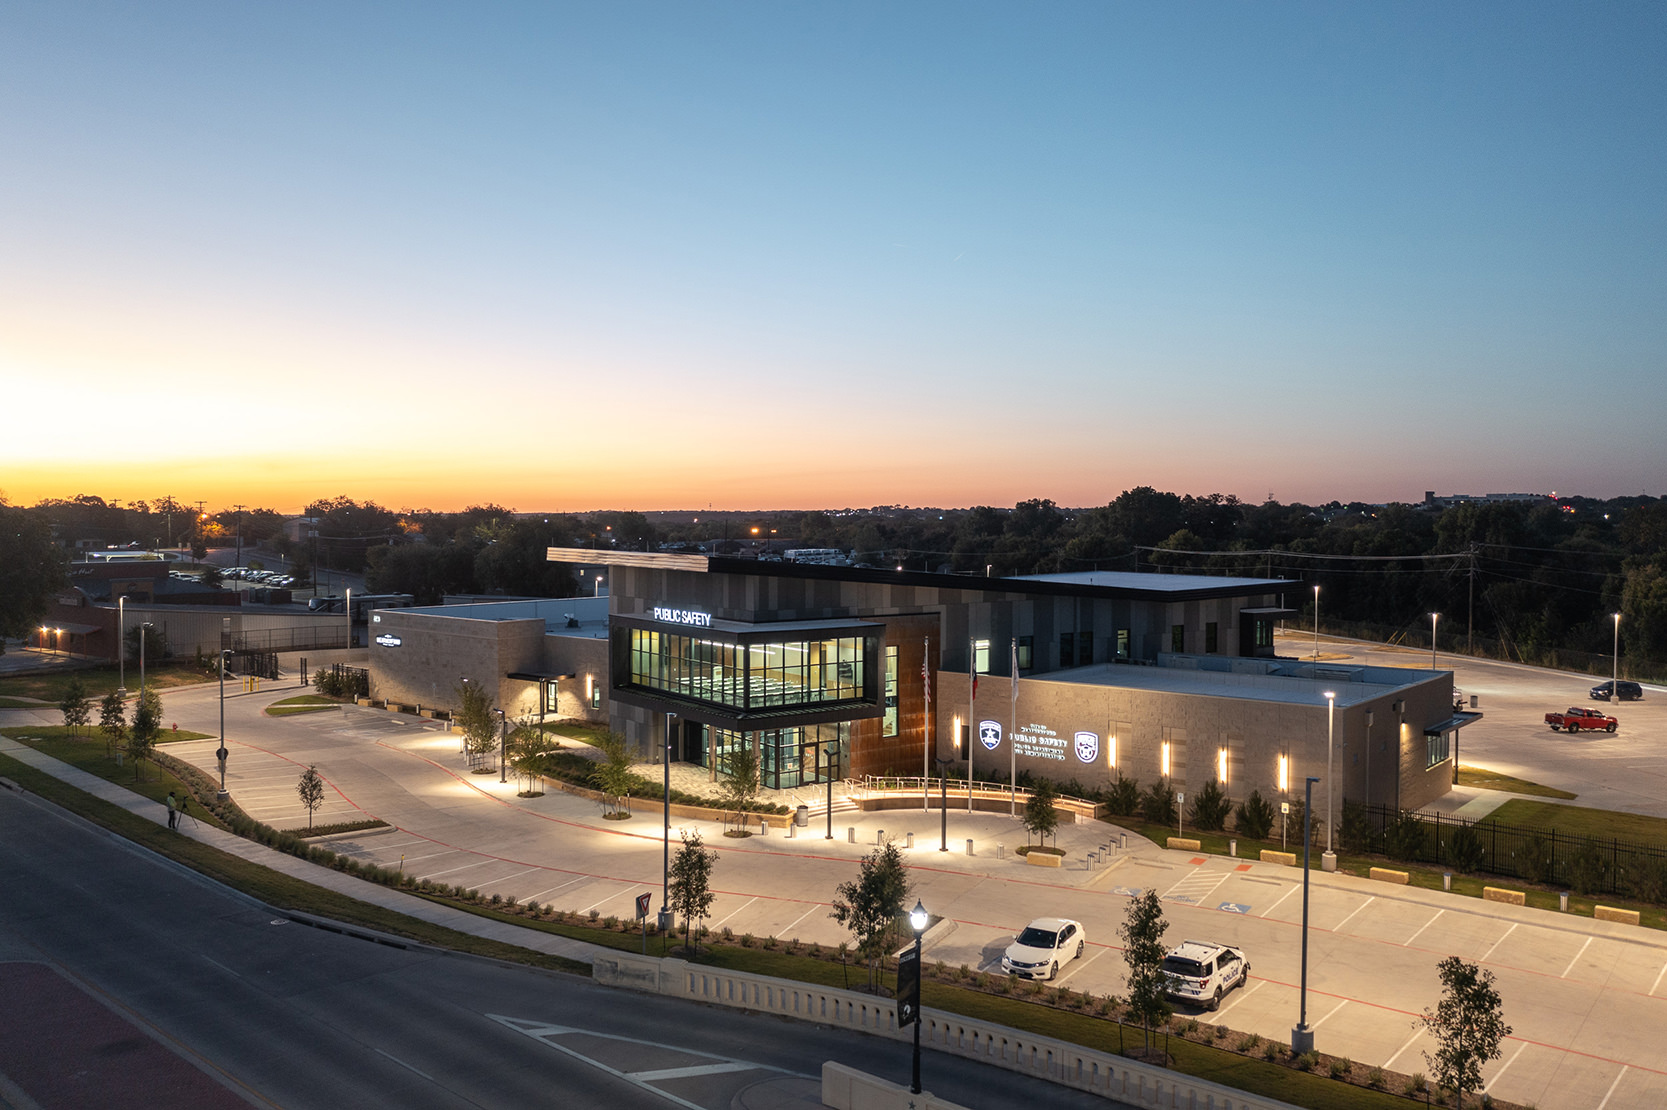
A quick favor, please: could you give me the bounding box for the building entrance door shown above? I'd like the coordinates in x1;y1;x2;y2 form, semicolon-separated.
682;721;706;765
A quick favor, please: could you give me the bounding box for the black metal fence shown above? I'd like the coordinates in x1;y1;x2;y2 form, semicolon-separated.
231;625;351;654
1342;802;1667;902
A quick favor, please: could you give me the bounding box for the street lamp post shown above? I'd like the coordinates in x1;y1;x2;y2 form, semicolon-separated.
908;900;929;1094
217;645;231;800
1322;690;1337;872
1613;612;1622;699
118;596;126;696
498;709;508;784
1430;612;1440;669
1312;584;1320;661
139;622;153;703
1292;775;1320;1056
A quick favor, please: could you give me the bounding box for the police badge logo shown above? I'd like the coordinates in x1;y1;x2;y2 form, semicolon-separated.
1074;731;1099;763
979;720;1002;750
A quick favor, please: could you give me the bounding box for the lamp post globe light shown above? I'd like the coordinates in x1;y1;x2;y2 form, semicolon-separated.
1322;690;1337;873
1312;584;1320;661
1613;612;1622;699
117;596;126;696
908;900;929;1095
1430;612;1440;669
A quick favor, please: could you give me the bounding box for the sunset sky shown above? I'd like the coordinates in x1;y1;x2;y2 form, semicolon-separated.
3;2;1664;514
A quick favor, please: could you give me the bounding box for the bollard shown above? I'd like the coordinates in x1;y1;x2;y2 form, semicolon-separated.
1229;839;1237;858
759;818;767;836
966;838;975;856
996;842;1004;858
1560;891;1570;912
1120;832;1128;851
786;823;795;839
847;827;856;844
877;829;886;846
906;832;914;849
1443;872;1452;892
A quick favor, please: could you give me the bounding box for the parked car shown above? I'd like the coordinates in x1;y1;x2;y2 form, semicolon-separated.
1589;680;1643;702
1001;917;1086;980
1162;940;1250;1011
1545;707;1618;733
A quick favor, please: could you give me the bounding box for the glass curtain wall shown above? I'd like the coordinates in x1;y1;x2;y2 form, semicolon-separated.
628;629;869;711
707;723;850;789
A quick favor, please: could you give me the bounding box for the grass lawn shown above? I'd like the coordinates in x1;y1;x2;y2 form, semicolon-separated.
1456;764;1577;800
268;695;343;717
1484;799;1667;845
0;662;215;703
1;729;228;828
0;752;589;976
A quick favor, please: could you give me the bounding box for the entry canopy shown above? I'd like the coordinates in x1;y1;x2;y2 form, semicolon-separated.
1423;712;1484;735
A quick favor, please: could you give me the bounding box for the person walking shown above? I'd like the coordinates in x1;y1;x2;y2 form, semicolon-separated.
165;791;178;830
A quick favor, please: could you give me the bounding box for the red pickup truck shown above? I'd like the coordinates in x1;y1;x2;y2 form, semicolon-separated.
1545;707;1618;733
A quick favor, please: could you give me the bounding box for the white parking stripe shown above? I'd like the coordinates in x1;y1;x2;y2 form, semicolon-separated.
1561;937;1593;979
779;904;824;940
1258;884;1300;918
1404;909;1443;946
1383;1026;1426;1072
526;876;591;904
1211;979;1262;1021
712;897;759;929
1330;896;1375;933
1651;960;1667;997
1478;922;1517;965
1310;999;1348;1029
1595;1066;1628;1110
1482;1041;1527;1092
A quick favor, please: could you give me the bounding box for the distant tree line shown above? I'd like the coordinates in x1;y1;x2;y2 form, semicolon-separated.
15;488;1666;673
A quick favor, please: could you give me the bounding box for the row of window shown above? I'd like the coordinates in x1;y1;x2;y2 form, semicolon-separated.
974;622;1226;675
627;629;871;710
704;723;851;790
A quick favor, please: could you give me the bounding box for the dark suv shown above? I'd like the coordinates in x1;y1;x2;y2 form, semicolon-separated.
1589;680;1643;702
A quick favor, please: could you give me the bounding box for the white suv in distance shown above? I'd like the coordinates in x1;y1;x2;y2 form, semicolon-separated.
1001;917;1086;980
1162;940;1249;1011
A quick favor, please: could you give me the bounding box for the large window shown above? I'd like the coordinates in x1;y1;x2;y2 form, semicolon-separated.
1016;636;1033;671
628;628;870;711
1116;629;1130;660
1205;622;1219;654
1059;633;1073;667
707;724;849;789
1427;730;1450;768
883;646;899;736
973;639;990;675
1171;624;1185;653
1078;635;1093;666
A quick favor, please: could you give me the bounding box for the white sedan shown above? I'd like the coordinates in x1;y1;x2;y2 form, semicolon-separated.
1001;917;1086;980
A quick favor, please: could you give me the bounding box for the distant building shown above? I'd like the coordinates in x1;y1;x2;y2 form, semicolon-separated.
1423;491;1554;510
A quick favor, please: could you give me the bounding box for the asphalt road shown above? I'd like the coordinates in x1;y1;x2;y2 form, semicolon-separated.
0;787;1126;1110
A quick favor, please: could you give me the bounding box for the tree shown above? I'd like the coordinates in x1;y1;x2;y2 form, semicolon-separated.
1119;889;1171;1055
0;504;68;644
508;723;558;796
1187;779;1232;832
296;764;325;831
124;623;168;665
830;840;912;992
668;829;717;956
1422;956;1511;1109
97;690;127;758
127;689;162;782
589;731;635;815
1234;789;1275;840
454;679;498;769
59;677;91;737
719;746;761;835
1022;778;1059;848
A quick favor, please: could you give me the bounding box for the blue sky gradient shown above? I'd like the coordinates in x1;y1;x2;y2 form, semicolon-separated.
3;2;1662;510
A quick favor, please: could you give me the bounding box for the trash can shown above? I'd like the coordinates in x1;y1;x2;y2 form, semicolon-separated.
794;805;809;827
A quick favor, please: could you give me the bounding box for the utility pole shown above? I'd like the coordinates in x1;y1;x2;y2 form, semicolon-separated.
1467;543;1477;656
233;505;246;569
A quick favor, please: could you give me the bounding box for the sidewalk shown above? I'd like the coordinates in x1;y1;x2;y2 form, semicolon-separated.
0;735;604;966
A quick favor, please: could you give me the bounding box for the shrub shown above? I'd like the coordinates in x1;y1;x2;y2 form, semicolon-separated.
1140;779;1177;824
602;916;618;930
1518;832;1551;884
740;933;755;948
1187;780;1232;832
1239;1033;1261;1052
1622;854;1667;905
1106;774;1141;816
1444;823;1485;872
1386;810;1427;861
1234;790;1275;840
588;909;600;922
1366;1067;1385;1089
1328;1056;1351;1078
1339;798;1372;853
1569;841;1608;895
490;893;503;905
1261;1041;1281;1061
1294;1051;1319;1072
1405;1073;1428;1095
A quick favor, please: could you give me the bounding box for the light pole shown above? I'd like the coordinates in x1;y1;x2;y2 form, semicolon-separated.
908;900;929;1094
217;645;231;800
1322;690;1337;872
1312;584;1320;661
498;709;508;784
595;575;603;597
1613;612;1622;700
1430;612;1440;669
139;622;153;703
117;596;126;695
1292;775;1320;1056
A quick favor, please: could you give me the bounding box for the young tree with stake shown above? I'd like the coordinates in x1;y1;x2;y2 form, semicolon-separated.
830;840;912;993
296;765;325;831
1422;956;1511;1109
1119;889;1171;1056
668;830;716;956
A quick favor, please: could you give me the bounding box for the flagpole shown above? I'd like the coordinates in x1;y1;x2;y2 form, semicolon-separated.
921;637;930;812
1010;637;1018;817
967;636;975;813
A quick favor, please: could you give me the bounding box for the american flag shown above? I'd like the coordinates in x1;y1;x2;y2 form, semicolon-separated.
921;643;931;706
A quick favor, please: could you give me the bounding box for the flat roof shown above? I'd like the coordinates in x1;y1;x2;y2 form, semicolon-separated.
1034;656;1437;709
546;547;1297;603
1016;570;1290;593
